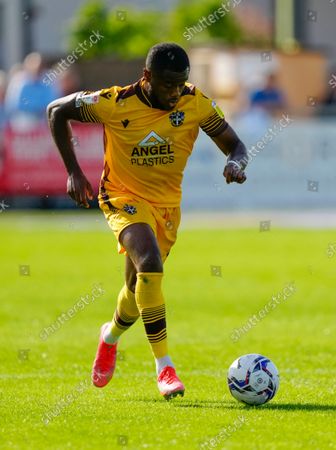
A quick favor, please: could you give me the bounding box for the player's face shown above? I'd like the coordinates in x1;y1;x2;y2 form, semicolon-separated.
145;69;189;110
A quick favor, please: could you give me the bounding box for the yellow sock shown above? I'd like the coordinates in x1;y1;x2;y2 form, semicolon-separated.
104;284;140;344
135;272;168;359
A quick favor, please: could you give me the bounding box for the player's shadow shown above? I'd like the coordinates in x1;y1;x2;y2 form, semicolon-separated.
134;398;336;411
151;400;239;409
174;402;231;409
134;398;232;408
155;400;336;411
262;403;336;412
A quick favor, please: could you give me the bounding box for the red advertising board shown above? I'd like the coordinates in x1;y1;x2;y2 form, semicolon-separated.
0;124;104;195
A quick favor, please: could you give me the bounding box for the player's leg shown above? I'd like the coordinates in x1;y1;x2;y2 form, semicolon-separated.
102;256;139;344
120;223;184;399
92;256;140;387
125;255;137;292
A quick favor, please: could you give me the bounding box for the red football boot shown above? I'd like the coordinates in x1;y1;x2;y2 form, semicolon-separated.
92;323;117;388
157;366;185;400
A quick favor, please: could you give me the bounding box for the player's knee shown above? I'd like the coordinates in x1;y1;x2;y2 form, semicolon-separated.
137;250;163;273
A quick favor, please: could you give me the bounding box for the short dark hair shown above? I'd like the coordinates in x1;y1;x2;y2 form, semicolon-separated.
146;43;190;73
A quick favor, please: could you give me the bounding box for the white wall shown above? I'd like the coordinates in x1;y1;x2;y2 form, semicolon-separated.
302;0;336;58
182;118;336;210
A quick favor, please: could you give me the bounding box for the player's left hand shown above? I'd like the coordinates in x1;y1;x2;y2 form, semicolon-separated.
223;162;247;184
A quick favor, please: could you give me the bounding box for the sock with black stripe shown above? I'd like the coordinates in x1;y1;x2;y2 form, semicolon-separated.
103;284;139;344
135;272;174;374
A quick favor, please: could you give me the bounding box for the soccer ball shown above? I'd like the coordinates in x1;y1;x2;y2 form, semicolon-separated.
227;354;279;406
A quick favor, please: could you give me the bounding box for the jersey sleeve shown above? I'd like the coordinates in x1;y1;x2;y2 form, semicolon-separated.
75;87;118;124
197;89;228;137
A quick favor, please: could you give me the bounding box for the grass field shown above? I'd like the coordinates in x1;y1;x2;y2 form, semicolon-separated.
1;211;335;450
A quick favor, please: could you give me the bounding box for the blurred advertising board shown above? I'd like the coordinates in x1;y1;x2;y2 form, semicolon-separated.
0;124;104;195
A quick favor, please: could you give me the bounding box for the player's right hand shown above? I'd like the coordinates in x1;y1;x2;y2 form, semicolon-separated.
67;170;94;208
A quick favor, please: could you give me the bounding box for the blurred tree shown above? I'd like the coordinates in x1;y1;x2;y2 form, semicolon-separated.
170;0;244;45
68;0;245;60
69;2;166;59
68;2;110;58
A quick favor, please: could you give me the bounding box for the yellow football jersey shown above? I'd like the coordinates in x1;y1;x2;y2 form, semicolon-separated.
76;78;227;207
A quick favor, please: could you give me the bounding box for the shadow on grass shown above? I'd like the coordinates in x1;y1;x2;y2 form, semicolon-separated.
135;399;336;412
173;400;239;409
135;399;239;409
176;401;336;412
262;403;336;412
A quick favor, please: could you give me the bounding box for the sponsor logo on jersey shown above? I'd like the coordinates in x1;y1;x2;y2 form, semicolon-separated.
169;110;185;127
138;131;166;147
75;92;100;107
131;131;174;167
211;100;224;119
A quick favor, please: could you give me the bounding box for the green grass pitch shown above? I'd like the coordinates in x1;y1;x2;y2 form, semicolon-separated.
0;212;335;449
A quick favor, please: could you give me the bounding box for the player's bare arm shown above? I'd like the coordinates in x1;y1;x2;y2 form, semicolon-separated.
47;93;93;208
211;124;248;185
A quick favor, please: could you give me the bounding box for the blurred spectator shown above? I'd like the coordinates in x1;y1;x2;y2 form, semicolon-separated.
56;67;81;96
0;71;7;131
5;52;59;131
250;73;286;117
0;70;7;178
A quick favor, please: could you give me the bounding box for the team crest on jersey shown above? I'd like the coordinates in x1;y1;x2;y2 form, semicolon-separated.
169;110;185;127
123;204;137;215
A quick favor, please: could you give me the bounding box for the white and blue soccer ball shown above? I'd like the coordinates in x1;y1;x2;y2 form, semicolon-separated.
227;354;279;405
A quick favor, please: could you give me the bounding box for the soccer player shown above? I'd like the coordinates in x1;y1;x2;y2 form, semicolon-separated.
47;42;247;400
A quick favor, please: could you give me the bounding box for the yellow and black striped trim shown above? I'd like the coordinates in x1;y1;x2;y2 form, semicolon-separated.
79;103;101;123
200;113;228;137
146;328;167;343
114;309;138;331
141;304;167;343
141;304;166;323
